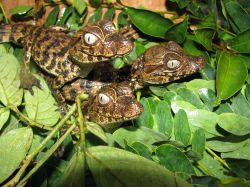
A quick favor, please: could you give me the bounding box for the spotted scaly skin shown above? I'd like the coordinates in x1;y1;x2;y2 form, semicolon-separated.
83;82;143;127
62;41;206;101
0;20;133;90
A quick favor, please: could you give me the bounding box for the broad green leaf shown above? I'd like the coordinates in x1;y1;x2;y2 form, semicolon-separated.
207;135;249;152
24;76;60;127
196;152;231;180
45;5;60;27
0;113;19;135
227;30;250;53
57;6;74;25
103;6;115;20
0;107;9;130
191;128;205;158
218;113;250;136
177;88;206;109
163;91;180;104
185;79;215;93
231;93;250;118
125;7;173;38
0;53;23;106
117;11;128;28
136;97;158;128
73;0;86;15
86;122;108;143
221;140;250;160
88;7;102;23
216;51;248;101
246;84;250;103
198;88;216;111
198;12;217;30
169;0;191;9
195;29;215;50
165;16;189;43
130;141;152;159
55;151;85;187
155;101;173;136
149;86;168;97
10;5;33;15
156;144;195;175
0;127;33;183
86;146;192;187
225;1;250;33
112;126;168;148
171;101;220;136
174;109;191;146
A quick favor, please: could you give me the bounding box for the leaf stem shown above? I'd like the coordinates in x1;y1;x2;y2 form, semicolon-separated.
3;104;77;187
18;122;76;186
76;94;88;150
0;2;9;23
136;90;141;101
217;25;236;37
197;161;214;176
10;106;53;131
206;146;230;169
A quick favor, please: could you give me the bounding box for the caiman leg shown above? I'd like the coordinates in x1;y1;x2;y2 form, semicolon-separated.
20;45;41;92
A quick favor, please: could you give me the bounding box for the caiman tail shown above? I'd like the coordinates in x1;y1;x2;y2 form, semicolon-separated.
0;24;33;43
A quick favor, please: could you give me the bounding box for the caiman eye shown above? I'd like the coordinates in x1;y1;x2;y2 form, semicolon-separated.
167;59;180;69
84;33;98;45
98;93;110;105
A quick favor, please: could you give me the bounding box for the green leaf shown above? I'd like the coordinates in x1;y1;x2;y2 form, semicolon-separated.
218;113;250;136
9;5;33;15
86;146;192;187
171;101;220;136
0;107;9;130
88;7;102;23
57;6;74;26
174;109;191;146
112;126;168;148
227;30;250;53
185;79;215;93
0;53;23;106
191;128;206;158
195;29;215;50
177;88;206;109
86;122;108;143
198;12;217;30
130;141;152;159
24;76;60;127
0;127;33;183
55;151;85;187
117;11;128;28
231;93;250;118
155;101;173;136
45;5;60;27
165;16;189;43
125;7;173;38
225;1;250;33
221;140;250;160
155;144;195;175
207;135;249;152
149;86;168;97
73;0;86;15
136;97;158;128
103;6;115;20
216;52;248;101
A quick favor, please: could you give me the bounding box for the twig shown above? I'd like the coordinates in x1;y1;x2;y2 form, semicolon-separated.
3;104;77;187
10;106;53;131
206;146;230;169
18;123;76;186
0;2;9;23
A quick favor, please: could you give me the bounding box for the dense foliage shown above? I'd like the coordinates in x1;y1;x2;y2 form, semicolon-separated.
0;0;250;186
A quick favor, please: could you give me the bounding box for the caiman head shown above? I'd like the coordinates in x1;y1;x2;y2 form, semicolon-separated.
70;20;133;63
131;41;206;86
85;82;143;128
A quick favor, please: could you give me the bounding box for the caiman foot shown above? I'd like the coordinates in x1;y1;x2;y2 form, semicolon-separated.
20;71;41;94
